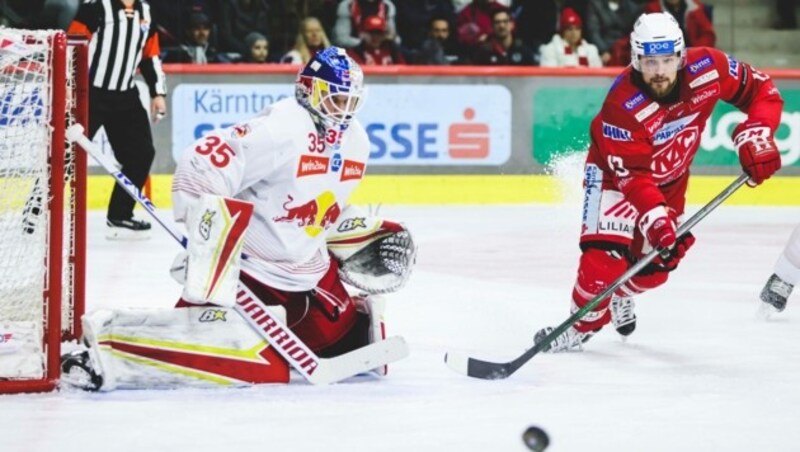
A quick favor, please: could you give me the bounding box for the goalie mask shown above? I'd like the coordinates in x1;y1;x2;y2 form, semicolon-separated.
295;47;366;134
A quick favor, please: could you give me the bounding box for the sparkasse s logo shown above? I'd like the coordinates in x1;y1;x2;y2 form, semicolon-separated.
448;108;490;158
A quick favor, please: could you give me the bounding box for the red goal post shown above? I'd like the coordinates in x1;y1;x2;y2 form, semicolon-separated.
0;29;87;394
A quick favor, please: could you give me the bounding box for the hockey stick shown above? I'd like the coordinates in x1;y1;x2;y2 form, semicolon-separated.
66;125;409;385
445;173;750;380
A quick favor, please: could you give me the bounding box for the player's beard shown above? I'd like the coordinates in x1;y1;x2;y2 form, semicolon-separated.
645;75;678;99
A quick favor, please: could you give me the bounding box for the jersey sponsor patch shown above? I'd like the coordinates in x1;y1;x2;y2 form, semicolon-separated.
689;83;720;109
726;54;739;79
644;110;668;135
581;164;603;236
340;160;365;181
297;154;330;177
602;122;632;141
331;153;342;172
687;56;713;75
634;102;660;122
652;113;700;145
689;69;719;88
623;92;646;111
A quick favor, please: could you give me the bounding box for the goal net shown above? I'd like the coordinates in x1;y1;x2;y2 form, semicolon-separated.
0;29;87;394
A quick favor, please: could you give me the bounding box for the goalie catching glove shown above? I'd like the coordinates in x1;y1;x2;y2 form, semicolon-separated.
327;205;417;294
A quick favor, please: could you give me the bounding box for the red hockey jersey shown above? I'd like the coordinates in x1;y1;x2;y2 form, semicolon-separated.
587;46;783;216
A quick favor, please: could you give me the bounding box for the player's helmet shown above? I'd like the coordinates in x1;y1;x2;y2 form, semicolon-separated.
630;13;686;72
295;47;365;132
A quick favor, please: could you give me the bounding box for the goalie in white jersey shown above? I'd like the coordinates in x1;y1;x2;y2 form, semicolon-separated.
61;47;416;390
172;45;417;355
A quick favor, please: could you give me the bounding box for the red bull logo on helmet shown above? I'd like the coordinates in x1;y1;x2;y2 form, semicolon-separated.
273;191;341;237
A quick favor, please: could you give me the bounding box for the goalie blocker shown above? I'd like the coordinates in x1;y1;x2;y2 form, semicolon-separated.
63;203;415;389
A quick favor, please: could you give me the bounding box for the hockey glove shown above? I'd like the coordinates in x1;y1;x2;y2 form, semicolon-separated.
638;205;677;251
649;232;696;272
734;124;781;187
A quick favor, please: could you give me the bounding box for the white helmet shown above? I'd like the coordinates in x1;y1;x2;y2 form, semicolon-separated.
630;13;685;72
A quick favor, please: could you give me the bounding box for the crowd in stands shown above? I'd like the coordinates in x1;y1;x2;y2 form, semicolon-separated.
1;0;719;67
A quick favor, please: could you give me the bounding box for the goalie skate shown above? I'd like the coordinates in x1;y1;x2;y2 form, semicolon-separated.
760;273;794;313
60;350;103;391
534;326;594;353
611;295;636;338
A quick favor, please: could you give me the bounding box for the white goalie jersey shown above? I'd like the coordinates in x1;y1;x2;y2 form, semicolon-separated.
172;98;371;291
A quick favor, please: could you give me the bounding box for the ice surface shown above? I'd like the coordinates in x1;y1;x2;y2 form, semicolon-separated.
3;202;800;452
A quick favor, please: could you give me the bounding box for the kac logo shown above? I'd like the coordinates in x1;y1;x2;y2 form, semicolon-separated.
643;41;674;55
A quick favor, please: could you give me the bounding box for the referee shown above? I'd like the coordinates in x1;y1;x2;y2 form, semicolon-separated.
69;0;166;240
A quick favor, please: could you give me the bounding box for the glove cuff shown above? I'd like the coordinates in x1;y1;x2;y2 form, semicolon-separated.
638;205;669;235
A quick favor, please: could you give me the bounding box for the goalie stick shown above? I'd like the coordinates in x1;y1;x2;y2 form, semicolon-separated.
66;124;409;385
445;173;750;380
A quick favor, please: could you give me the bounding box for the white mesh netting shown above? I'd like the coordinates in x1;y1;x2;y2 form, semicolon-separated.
0;28;77;379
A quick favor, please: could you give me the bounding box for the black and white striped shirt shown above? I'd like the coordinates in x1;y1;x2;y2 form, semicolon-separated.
71;0;167;96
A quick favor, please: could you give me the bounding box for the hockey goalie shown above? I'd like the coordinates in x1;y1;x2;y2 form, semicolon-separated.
61;48;417;390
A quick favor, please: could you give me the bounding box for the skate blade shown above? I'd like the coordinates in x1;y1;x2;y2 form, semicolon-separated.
756;302;778;321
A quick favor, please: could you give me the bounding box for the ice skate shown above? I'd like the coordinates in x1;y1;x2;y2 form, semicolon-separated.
60;350;103;391
106;217;152;241
534;326;594;353
611;295;636;339
760;273;794;314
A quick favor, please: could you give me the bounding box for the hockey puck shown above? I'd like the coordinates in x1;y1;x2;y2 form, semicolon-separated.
522;426;550;451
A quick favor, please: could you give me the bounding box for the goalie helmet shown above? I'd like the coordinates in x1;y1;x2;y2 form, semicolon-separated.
295;47;366;133
630;12;685;72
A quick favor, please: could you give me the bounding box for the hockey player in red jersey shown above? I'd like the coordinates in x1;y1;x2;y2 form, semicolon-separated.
536;12;784;352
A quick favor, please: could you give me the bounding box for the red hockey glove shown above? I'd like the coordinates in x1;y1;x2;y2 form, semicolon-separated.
734;125;781;187
639;205;677;251
651;232;696;272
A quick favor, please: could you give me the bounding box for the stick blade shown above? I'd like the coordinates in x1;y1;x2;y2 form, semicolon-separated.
444;352;512;380
309;336;410;385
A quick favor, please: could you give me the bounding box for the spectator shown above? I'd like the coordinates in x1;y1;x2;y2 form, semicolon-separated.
149;1;215;47
264;0;330;60
585;0;642;65
395;0;455;53
334;0;397;48
218;0;270;55
281;17;331;64
162;12;221;64
644;0;715;47
346;15;405;65
417;16;462;64
456;0;507;48
540;8;602;67
512;0;589;60
473;8;534;65
775;0;798;29
455;0;511;10
240;32;270;63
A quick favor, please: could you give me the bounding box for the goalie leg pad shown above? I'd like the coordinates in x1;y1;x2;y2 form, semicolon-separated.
239;261;358;353
74;306;290;391
182;194;253;307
